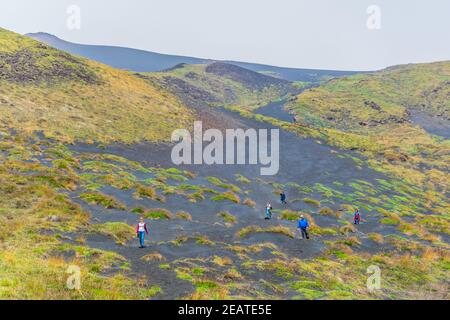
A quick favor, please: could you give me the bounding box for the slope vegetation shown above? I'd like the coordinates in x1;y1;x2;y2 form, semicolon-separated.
0;28;193;143
140;62;296;109
288;61;449;131
0;28;448;300
284;61;449;205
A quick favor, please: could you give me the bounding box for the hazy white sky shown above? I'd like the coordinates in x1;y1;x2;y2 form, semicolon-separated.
1;0;449;70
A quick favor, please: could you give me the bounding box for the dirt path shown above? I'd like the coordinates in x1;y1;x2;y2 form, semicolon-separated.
66;99;403;299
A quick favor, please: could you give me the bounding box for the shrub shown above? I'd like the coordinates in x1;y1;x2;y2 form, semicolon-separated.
207;176;241;193
218;211;237;224
175;268;193;281
318;207;337;216
190;281;230;300
211;191;240;203
296;288;325;300
224;267;243;280
235;174;251;184
379;211;401;225
186;192;205;202
212;256;233;266
171;236;188;246
313;227;338;236
303;198;320;207
142;253;166;262
80;192;125;210
195;236;215;246
143;286;162;298
341;236;361;247
279;210;301;220
144;208;172;220
340;204;355;214
368;233;384;243
243;198;256;208
176;211;192;220
236;225;294;238
380;218;400;225
134;184;156;199
91;222;135;245
339;223;356;235
131;207;144;214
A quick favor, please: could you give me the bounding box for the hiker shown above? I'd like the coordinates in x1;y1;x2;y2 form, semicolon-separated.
298;215;310;239
354;208;361;225
265;203;272;220
136;217;149;248
280;191;287;204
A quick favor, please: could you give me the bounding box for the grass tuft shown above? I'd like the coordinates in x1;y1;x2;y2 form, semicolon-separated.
80;192;125;210
144;208;172;220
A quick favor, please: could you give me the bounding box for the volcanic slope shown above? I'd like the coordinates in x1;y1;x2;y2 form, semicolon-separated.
0;28;194;143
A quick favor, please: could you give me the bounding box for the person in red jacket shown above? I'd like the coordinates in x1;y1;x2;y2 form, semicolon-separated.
136;217;149;248
354;208;361;225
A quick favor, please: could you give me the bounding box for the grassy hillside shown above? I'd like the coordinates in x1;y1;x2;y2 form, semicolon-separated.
225;61;449;248
1;27;448;300
287;61;449;131
0;28;194;143
0;132;163;299
2;131;448;299
281;61;449;209
140;62;297;109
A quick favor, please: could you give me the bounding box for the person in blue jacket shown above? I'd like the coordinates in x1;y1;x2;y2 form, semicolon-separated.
265;203;272;220
280;191;287;204
298;215;310;239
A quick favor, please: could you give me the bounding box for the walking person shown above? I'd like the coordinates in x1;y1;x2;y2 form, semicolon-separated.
136;217;149;248
265;202;272;220
354;208;361;225
297;214;310;239
280;191;287;204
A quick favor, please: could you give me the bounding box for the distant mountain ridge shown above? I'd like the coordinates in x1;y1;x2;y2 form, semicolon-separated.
26;32;362;82
139;62;296;109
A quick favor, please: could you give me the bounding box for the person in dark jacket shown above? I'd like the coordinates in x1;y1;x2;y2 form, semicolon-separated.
354;208;361;225
280;191;287;204
297;215;310;239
